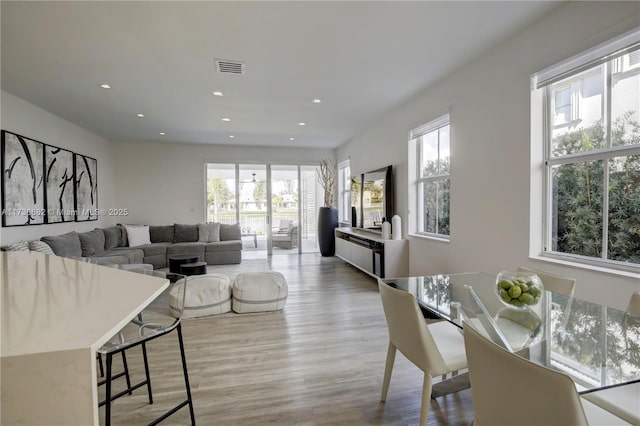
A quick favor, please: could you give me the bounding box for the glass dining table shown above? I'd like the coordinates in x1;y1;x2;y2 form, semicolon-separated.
382;273;640;395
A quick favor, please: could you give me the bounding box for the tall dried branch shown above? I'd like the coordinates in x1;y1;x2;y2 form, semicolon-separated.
317;159;337;207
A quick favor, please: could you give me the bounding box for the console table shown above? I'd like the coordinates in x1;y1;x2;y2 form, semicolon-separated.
0;252;168;425
335;227;408;278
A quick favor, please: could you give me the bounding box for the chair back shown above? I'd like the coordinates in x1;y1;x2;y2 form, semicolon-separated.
627;292;640;316
517;266;576;297
377;279;448;375
142;270;188;320
463;321;588;426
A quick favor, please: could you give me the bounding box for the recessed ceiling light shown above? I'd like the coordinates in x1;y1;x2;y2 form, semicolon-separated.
99;84;111;89
289;137;295;141
229;135;235;138
213;91;224;96
160;132;166;136
312;99;322;104
298;122;306;126
137;113;144;118
221;117;231;122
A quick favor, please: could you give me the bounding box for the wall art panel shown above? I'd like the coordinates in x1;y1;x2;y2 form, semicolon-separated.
1;131;45;226
74;153;98;221
45;145;75;223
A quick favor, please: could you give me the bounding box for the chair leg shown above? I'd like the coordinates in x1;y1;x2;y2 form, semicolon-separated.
105;353;113;426
420;373;433;426
121;351;132;395
141;342;153;404
381;342;396;402
177;324;196;425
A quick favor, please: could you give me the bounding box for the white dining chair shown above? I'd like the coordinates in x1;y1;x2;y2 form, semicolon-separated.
517;266;576;297
626;292;640;316
377;279;467;426
463;321;629;426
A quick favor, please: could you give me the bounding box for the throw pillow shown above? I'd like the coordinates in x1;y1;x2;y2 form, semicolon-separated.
207;222;221;242
41;231;82;257
126;225;151;247
173;224;198;243
149;225;174;243
78;229;106;256
219;223;241;241
100;226;123;250
6;240;29;252
29;240;54;254
118;223;145;247
197;222;209;242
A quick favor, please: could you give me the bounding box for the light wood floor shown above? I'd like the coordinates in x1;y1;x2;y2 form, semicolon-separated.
99;254;474;425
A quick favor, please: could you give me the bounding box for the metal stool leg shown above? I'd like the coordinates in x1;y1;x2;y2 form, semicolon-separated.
105;353;113;426
178;324;196;425
98;353;104;377
121;351;132;396
141;342;153;404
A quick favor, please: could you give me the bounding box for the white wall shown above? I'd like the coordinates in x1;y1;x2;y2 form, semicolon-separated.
0;91;116;245
337;2;640;310
111;141;333;225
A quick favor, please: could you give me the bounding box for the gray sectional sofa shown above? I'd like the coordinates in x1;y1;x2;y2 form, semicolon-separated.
40;223;242;269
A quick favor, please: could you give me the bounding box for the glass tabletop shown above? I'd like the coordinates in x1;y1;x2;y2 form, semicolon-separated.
382;273;640;394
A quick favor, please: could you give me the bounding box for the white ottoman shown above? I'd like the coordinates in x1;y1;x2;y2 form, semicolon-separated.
232;272;288;313
170;273;231;318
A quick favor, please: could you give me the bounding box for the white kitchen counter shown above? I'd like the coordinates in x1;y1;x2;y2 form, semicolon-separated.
1;252;168;425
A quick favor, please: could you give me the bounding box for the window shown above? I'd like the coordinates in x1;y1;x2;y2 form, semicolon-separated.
410;114;450;238
534;28;640;271
338;160;351;223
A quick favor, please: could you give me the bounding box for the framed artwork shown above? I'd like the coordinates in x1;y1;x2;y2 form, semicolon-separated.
45;145;75;223
74;153;98;221
1;131;45;226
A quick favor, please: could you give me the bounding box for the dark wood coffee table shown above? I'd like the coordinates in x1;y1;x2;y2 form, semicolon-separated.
169;255;200;273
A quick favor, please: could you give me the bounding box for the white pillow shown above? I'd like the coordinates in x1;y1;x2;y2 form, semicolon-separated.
126;225;151;247
29;240;54;254
207;222;221;242
6;240;29;252
278;219;291;231
198;222;208;242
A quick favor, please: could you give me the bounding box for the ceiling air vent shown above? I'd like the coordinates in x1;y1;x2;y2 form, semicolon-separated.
215;59;245;75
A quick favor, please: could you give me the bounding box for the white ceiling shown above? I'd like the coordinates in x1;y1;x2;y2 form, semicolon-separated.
1;1;560;149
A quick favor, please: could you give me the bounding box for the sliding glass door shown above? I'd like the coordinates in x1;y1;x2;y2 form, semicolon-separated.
239;165;267;258
206;163;320;257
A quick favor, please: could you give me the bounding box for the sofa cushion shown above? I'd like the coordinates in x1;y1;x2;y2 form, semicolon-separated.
105;247;144;264
174;224;198;243
150;225;174;243
91;254;130;265
220;223;241;241
126;225;151;247
137;242;170;257
101;226;122;250
41;231;82;257
166;242;205;255
78;229;106;256
205;241;242;252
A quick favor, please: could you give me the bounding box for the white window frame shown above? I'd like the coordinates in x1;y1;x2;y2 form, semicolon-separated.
337;159;351;224
410;114;451;240
532;27;640;273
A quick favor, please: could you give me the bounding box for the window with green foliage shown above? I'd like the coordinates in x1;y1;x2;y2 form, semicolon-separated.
538;32;640;270
411;114;450;238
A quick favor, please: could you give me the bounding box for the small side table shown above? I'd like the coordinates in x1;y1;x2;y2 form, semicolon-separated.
180;261;207;276
169;255;200;274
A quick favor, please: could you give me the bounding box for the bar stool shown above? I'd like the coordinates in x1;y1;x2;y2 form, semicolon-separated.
97;269;195;425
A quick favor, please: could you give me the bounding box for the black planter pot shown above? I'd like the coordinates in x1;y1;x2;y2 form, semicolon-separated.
318;206;339;256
